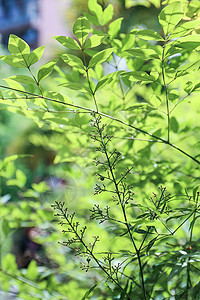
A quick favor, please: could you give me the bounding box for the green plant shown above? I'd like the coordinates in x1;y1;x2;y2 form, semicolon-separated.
1;0;200;299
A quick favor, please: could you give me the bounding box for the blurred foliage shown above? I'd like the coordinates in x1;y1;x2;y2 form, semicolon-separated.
0;0;200;299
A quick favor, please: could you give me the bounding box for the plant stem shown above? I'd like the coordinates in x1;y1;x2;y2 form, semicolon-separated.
55;202;131;299
161;42;170;142
95;117;147;299
0;84;200;165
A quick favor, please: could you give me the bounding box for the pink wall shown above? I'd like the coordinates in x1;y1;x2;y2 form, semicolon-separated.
34;0;71;55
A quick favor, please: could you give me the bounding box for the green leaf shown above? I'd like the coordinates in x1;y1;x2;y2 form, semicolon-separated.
158;2;183;37
123;71;156;82
37;59;57;82
170;116;179;133
7;75;36;85
32;181;49;193
16;169;27;187
131;29;164;41
54;36;81;50
168;90;179;102
73;16;91;46
173;34;200;50
1;218;10;237
84;35;105;49
60;53;85;69
102;4;114;25
85;13;100;26
121;34;135;51
95;71;124;92
108;18;123;40
0;54;27;68
88;0;103;23
28;46;45;66
59;82;91;93
8;34;30;55
88;48;114;68
150;94;162;107
2;254;18;273
26;260;38;281
126;48;159;59
81;283;98;300
170;19;200;39
176;60;200;77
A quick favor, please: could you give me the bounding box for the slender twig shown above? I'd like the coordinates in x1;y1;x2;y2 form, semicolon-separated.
161;43;170;142
54;202;131;298
94;116;147;299
0;84;200;165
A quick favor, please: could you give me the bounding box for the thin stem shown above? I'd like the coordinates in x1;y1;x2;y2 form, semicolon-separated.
27;65;44;97
95;117;147;299
81;49;99;112
55;202;131;299
161;43;170;142
0;84;200;165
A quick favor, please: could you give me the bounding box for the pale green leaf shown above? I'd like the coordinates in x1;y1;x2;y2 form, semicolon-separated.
59;82;91;93
88;48;114;68
73;16;91;46
60;53;85;69
95;71;123;91
159;2;183;37
122;71;156;82
176;60;200;77
8;34;30;55
130;29;164;41
173;34;200;50
88;0;103;22
102;4;114;25
26;260;38;281
126;48;159;59
150;95;162;107
16;169;27;187
84;35;105;49
0;54;27;68
54;36;81;50
170;19;200;39
28;46;45;66
7;75;36;85
121;34;135;51
108;18;123;40
37;59;57;82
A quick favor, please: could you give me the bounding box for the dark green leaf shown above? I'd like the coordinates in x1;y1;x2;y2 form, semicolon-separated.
170;116;179;133
81;283;98;300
